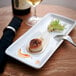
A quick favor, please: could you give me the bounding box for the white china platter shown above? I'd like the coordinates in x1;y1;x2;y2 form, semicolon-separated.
5;13;76;69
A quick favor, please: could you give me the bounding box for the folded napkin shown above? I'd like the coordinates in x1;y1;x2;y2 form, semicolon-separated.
0;16;22;73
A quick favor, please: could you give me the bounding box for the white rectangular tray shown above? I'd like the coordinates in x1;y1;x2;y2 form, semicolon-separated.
5;13;76;69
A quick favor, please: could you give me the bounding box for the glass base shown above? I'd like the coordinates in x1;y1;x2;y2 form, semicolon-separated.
26;16;41;26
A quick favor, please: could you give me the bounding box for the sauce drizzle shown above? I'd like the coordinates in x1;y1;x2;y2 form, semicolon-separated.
18;49;31;58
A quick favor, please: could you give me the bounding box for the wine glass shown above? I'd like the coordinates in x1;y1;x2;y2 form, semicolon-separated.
25;0;42;26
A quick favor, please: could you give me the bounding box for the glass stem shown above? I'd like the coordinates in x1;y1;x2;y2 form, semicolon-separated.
33;6;37;17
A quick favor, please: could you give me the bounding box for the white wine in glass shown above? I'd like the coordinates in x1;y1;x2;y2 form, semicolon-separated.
26;0;42;26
